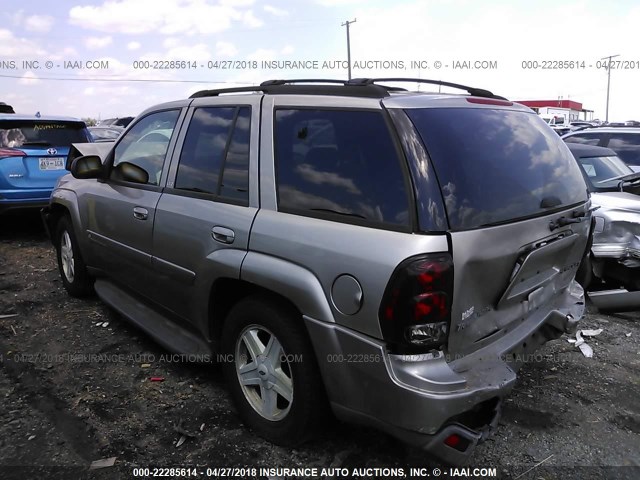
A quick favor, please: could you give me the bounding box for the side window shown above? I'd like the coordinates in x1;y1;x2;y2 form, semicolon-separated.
275;109;410;229
174;106;250;204
606;133;640;165
111;109;180;186
563;133;601;146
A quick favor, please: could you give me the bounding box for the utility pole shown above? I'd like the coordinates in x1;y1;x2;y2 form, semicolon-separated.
341;18;356;80
602;54;619;122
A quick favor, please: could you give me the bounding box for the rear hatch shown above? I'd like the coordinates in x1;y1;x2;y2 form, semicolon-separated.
401;103;590;356
0;119;90;192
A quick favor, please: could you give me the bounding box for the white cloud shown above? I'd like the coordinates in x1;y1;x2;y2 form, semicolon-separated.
48;46;80;61
316;0;364;5
216;41;238;57
0;29;46;57
220;0;255;6
264;5;288;17
69;0;262;35
163;38;181;49
242;10;263;28
82;85;138;97
24;15;54;33
19;71;40;85
85;36;113;50
165;44;212;62
127;41;141;51
247;48;277;61
281;45;294;55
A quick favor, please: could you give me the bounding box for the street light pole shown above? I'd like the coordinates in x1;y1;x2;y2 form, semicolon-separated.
342;18;356;80
602;54;619;122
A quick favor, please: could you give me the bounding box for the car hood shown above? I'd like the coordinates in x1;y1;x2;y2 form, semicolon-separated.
591;191;640;213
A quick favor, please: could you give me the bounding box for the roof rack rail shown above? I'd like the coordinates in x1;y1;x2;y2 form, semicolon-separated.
260;79;347;86
189;80;395;99
346;77;507;100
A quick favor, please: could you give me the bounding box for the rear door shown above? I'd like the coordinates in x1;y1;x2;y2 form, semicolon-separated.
404;106;591;356
149;97;260;328
80;108;184;297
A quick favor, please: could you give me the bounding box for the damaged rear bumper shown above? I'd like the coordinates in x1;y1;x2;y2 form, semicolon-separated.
304;282;584;465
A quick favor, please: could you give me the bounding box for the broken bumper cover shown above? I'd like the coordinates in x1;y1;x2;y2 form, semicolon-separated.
304;282;584;465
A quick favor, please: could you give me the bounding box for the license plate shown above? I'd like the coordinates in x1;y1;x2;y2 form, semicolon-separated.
39;158;65;170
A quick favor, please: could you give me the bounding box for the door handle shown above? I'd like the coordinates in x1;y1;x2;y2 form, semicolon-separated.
212;226;235;244
133;207;149;220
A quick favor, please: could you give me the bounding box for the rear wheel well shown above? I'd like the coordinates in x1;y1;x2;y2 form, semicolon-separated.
208;278;304;347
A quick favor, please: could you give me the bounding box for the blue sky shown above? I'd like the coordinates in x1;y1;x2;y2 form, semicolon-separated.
2;0;640;121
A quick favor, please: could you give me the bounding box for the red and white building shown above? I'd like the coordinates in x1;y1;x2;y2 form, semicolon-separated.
515;99;594;121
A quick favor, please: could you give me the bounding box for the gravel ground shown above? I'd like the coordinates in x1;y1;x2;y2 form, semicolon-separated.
0;212;639;480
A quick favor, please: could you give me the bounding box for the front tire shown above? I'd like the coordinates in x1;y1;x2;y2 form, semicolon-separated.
221;296;327;446
55;216;93;297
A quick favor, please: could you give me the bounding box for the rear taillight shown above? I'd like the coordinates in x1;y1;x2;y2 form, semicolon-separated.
0;148;26;158
379;253;453;353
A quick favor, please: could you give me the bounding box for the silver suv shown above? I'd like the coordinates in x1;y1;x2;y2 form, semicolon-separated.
42;79;591;464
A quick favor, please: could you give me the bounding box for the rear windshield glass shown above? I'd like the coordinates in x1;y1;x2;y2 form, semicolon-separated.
0;120;89;148
406;108;588;230
578;155;633;190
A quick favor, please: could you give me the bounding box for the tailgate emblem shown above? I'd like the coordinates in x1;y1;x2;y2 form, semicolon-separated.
47;148;57;155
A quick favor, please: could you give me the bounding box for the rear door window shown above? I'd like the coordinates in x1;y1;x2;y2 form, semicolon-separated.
0;120;89;147
174;106;250;204
605;133;640;165
563;133;603;146
406;108;588;230
274;109;411;229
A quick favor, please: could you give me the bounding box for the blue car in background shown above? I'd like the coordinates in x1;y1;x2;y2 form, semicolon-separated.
0;114;91;213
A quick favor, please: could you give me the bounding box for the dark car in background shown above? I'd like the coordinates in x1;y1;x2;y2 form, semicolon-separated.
0;102;15;114
0;114;91;213
563;127;640;172
99;116;134;128
566;143;640;291
88;126;123;142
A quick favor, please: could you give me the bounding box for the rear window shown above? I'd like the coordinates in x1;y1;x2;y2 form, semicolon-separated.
406;108;588;230
564;133;602;146
606;133;640;165
0;120;89;148
577;155;633;189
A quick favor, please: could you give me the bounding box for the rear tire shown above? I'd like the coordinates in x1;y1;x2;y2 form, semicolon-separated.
221;296;327;446
55;216;93;297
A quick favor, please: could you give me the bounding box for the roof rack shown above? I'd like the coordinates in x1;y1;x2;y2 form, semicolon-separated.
189;77;505;100
189;79;395;99
346;77;507;100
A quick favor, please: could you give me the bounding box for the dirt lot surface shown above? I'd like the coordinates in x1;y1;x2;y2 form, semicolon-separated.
1;212;639;480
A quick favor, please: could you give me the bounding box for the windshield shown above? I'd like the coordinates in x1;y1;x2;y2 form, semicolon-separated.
406;108;588;230
578;155;635;190
0;120;89;148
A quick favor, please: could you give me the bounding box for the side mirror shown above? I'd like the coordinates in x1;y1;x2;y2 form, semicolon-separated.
70;155;103;179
